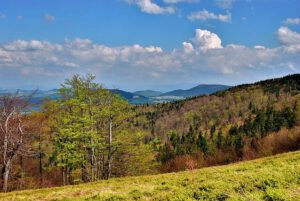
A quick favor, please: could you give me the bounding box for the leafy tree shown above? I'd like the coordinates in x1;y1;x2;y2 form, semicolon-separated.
113;131;157;176
294;101;300;125
158;143;175;163
44;74;134;183
197;132;209;155
100;92;130;179
216;131;223;149
210;125;216;139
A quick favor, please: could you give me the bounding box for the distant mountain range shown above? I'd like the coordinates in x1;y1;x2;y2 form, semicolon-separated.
134;90;163;98
110;84;231;104
161;84;230;97
0;84;231;108
115;84;231;104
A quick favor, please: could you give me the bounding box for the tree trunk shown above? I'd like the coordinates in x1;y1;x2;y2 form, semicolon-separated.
62;167;66;186
107;117;113;179
18;155;24;190
38;133;43;187
96;151;101;180
89;98;96;181
67;167;72;185
65;167;69;185
101;152;106;180
39;151;43;187
81;161;88;182
91;144;95;181
2;160;11;192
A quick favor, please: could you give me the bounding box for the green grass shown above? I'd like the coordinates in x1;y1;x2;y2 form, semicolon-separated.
1;151;300;201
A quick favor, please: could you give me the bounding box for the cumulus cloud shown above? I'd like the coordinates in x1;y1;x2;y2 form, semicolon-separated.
182;42;194;53
0;49;12;63
191;29;223;50
283;18;300;25
254;45;266;49
44;14;55;23
126;0;175;14
4;40;62;52
277;26;300;46
188;10;231;22
0;39;165;76
0;27;299;89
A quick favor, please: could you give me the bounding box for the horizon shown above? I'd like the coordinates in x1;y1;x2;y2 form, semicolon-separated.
0;0;299;91
0;81;232;93
1;73;299;93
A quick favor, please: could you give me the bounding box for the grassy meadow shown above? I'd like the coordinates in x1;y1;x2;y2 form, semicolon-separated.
1;151;300;201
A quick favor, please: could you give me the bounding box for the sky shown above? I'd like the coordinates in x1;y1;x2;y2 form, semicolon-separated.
0;0;299;91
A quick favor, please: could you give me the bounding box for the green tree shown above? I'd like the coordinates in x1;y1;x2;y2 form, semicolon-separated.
197;132;209;155
45;74;131;183
294;101;300;125
216;131;223;149
101;92;130;179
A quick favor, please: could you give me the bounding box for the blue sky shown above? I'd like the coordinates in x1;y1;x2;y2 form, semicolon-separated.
0;0;299;91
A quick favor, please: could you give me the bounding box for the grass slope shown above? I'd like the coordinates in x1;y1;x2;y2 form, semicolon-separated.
1;151;300;201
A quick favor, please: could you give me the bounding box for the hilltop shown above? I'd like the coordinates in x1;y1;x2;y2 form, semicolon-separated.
1;151;299;201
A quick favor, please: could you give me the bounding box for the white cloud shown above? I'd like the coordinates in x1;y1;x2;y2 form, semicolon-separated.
65;38;93;49
215;0;234;9
191;29;222;50
44;14;55;23
283;18;300;25
145;46;163;53
188;10;231;22
0;49;12;63
3;40;60;51
277;26;300;46
254;45;265;49
126;0;175;14
182;42;194;53
163;0;199;4
0;27;299;89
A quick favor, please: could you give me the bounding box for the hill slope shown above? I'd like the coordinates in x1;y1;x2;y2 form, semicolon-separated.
1;151;299;201
134;90;163;97
147;74;300;141
134;74;300;172
162;84;231;97
109;89;151;104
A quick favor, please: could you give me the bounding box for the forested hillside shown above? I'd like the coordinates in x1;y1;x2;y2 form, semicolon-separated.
0;74;299;192
135;74;300;171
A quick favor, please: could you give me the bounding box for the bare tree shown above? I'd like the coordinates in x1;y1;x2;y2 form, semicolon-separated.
0;94;32;192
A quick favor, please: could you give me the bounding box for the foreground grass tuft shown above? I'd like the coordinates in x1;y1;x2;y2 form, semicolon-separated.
1;151;300;200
